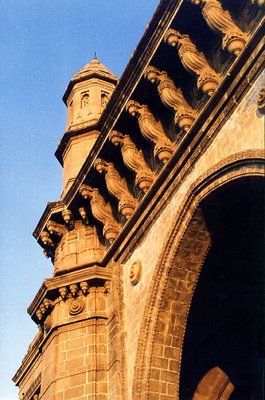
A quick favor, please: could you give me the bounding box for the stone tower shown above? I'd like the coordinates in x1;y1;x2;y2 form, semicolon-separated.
57;56;117;197
14;1;264;399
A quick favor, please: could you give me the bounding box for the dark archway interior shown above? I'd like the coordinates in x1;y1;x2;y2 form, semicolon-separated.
180;177;264;399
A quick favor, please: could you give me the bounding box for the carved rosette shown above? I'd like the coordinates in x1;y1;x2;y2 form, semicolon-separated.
164;29;220;96
69;298;84;315
144;66;196;131
191;0;247;55
126;100;174;163
257;85;265;114
79;184;120;244
94;159;137;219
129;260;142;285
109;130;155;193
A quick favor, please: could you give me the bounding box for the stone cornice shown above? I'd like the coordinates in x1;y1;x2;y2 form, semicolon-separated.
33;201;64;240
27;265;112;320
12;333;43;386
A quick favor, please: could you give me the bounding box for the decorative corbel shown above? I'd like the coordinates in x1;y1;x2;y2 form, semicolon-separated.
59;286;68;300
78;207;89;225
109;130;155;193
126;100;174;164
69;283;79;297
190;0;247;55
62;208;74;230
94;158;137;220
79;184;120;244
144;66;196;131
46;220;65;237
40;231;54;247
80;281;89;295
164;29;220;96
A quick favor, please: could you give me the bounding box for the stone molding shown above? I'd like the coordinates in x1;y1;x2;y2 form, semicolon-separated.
20;374;41;400
126;100;174;164
164;29;220;96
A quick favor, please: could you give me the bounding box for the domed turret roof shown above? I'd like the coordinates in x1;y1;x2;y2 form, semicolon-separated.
73;56;117;81
63;56;117;104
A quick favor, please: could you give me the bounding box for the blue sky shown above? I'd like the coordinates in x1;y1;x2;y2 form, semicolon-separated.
0;1;158;398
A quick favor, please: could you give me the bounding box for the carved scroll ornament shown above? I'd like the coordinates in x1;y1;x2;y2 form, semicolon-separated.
164;29;220;96
79;184;120;244
126;100;174;163
94;158;137;219
109;130;155;193
144;66;196;131
191;0;247;55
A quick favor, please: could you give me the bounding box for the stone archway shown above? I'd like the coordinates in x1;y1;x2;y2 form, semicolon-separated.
132;152;264;400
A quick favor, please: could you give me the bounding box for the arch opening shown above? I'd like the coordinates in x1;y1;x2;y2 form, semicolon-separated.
180;177;264;399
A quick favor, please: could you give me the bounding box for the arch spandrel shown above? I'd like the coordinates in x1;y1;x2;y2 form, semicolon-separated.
132;153;264;400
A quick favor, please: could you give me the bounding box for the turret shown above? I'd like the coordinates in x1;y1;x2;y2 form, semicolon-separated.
55;56;117;198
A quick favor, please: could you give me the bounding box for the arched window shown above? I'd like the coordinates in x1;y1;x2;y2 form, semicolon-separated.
81;92;90;108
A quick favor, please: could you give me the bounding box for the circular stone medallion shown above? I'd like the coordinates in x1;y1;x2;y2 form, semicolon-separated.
69;298;84;315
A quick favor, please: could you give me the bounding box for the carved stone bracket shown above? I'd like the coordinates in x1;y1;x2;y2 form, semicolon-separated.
94;158;137;220
191;0;247;55
40;231;55;262
144;66;196;131
126;100;174;163
62;208;75;230
46;220;65;236
79;184;120;244
109;130;155;193
164;29;220;96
